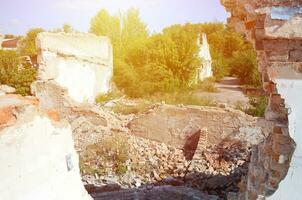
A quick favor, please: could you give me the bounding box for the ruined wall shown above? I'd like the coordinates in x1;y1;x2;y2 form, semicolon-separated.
196;33;213;82
0;95;91;200
36;32;113;104
221;0;302;199
129;105;263;149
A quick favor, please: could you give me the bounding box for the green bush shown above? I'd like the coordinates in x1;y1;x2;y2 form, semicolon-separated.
245;96;268;117
230;48;261;87
0;50;37;96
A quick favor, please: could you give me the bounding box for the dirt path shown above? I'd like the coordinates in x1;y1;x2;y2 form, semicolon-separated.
196;77;249;106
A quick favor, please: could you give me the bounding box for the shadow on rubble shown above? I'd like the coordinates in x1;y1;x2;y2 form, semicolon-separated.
85;164;247;200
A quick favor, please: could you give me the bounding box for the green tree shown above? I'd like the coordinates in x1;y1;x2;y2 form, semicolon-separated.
18;28;44;57
121;8;148;60
63;23;73;33
90;9;121;57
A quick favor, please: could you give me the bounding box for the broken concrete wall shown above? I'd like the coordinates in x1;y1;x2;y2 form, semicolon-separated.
36;32;113;104
0;95;91;200
221;0;302;199
129;105;263;149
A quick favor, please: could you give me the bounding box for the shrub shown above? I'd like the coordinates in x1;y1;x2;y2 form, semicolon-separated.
245;96;268;117
230;49;261;87
234;97;268;117
0;50;37;96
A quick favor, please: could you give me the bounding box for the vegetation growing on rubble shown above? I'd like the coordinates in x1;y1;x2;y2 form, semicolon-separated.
80;133;130;176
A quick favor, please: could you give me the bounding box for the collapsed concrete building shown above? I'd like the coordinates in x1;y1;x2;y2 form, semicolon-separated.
36;32;113;103
221;0;302;199
1;0;302;198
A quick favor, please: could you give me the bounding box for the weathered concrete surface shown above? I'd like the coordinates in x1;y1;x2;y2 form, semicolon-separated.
129;105;263;149
0;95;91;200
221;0;302;199
265;7;302;39
36;32;113;103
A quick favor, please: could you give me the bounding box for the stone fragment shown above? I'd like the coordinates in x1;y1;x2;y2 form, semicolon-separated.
0;85;15;95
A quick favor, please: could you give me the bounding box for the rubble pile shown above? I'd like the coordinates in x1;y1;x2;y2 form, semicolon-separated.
81;131;253;199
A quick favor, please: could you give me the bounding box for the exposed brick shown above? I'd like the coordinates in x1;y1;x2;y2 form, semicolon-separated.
245;20;256;30
263;39;289;51
289;40;302;50
266;51;289;62
289;50;302;62
255;28;265;39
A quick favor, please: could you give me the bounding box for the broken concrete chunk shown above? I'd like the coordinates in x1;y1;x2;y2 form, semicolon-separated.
0;85;16;96
0;95;91;200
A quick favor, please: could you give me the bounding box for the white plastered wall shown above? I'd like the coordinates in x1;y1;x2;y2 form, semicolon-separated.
0;115;92;200
268;70;302;200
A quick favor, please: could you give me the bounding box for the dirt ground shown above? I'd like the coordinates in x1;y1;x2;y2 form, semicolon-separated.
196;77;249;106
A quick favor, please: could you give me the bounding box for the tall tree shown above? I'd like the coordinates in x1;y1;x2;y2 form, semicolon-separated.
90;9;121;57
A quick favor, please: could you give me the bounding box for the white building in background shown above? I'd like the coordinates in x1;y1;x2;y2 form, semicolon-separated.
196;33;213;82
0;33;20;51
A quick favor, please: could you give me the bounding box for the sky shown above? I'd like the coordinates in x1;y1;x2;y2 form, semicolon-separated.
0;0;229;35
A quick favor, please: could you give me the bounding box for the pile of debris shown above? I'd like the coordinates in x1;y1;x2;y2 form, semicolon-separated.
81;131;252;199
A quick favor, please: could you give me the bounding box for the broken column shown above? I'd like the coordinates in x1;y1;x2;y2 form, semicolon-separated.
0;94;91;200
36;32;113;103
221;0;302;199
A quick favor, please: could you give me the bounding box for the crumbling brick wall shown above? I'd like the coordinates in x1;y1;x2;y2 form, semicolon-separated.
221;0;301;199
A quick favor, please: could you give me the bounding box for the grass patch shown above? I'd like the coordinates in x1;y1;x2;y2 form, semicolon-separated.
96;92;122;104
111;102;151;115
148;91;216;107
195;78;219;93
80;133;130;176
